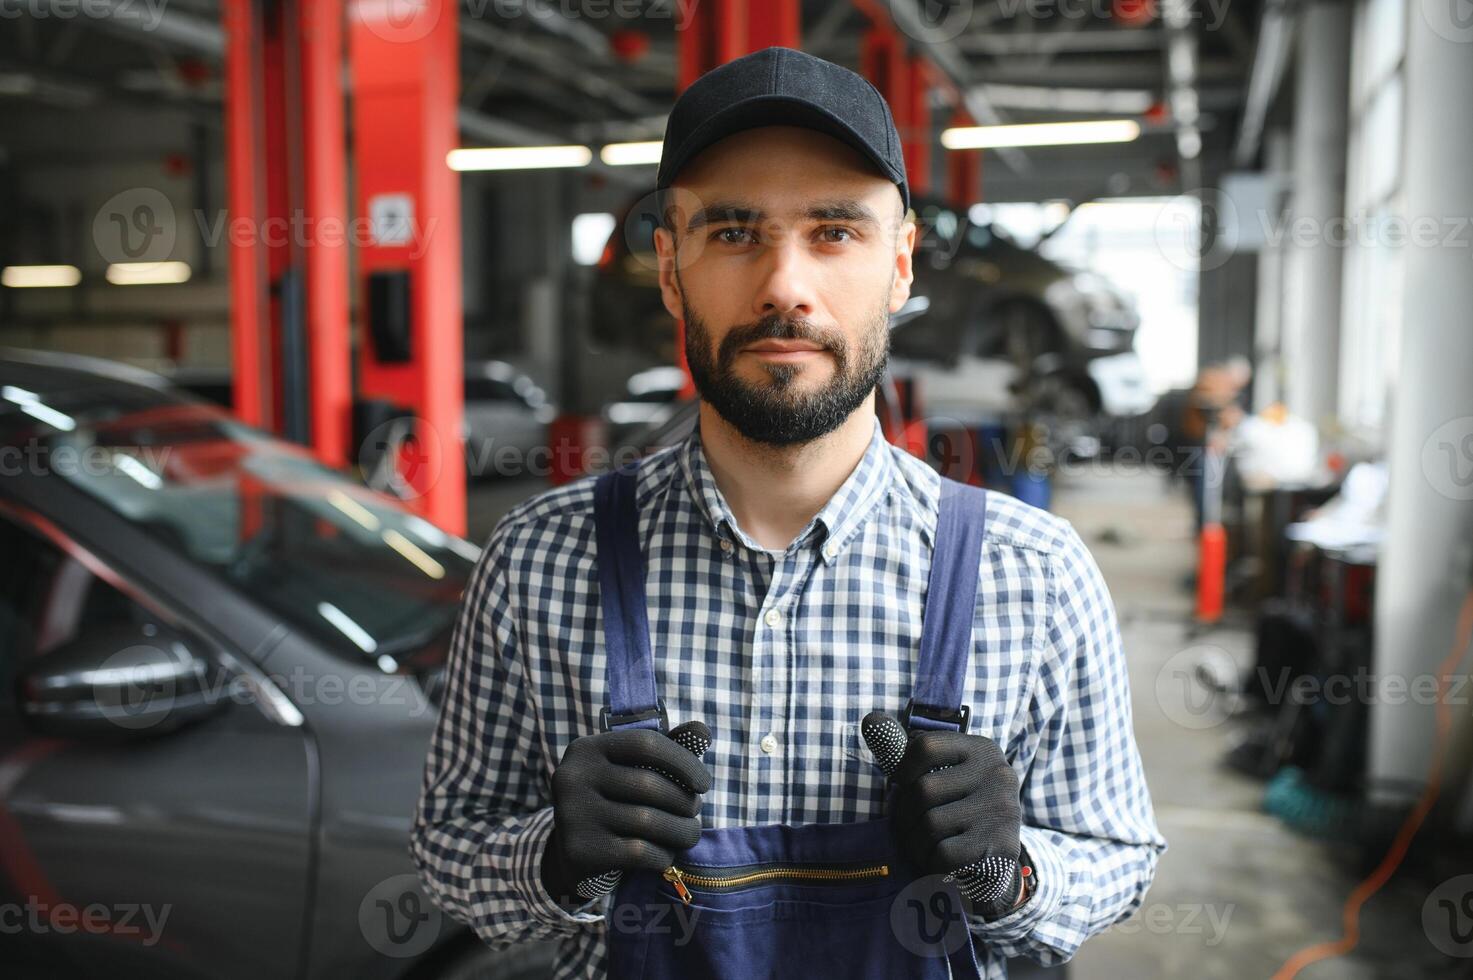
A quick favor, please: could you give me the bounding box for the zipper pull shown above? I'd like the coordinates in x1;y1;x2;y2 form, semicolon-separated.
662;866;693;904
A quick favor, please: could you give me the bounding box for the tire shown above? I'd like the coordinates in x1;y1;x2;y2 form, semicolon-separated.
996;302;1059;375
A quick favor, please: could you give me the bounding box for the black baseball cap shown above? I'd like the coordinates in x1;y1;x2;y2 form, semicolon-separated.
656;46;910;216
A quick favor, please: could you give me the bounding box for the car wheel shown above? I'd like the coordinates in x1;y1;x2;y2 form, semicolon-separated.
997;302;1058;375
431;941;557;980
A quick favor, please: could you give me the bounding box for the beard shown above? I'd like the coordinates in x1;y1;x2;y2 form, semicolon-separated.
683;295;891;447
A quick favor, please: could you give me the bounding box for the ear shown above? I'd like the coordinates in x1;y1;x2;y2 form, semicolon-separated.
888;212;917;314
653;226;686;322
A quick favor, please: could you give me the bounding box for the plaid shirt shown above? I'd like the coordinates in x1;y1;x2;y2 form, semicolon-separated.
410;416;1166;978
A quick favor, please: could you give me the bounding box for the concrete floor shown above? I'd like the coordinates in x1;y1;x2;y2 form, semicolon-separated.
466;463;1467;979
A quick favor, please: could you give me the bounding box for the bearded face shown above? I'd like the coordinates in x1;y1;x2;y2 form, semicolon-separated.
681;295;891;447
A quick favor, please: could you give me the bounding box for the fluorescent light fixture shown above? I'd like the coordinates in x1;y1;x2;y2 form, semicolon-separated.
106;261;191;285
447;145;592;171
3;265;81;288
942;120;1141;150
600;141;663;166
978;85;1155;115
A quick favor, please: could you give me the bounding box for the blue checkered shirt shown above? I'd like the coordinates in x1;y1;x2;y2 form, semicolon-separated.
410;416;1166;978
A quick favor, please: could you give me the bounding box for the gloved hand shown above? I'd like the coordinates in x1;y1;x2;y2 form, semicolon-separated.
888;725;1025;921
541;727;712;909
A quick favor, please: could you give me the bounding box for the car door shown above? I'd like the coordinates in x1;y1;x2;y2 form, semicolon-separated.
0;505;314;980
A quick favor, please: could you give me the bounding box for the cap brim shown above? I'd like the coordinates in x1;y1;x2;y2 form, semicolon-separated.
659;95;909;210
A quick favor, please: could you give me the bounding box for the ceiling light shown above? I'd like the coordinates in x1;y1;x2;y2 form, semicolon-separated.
3;265;81;288
600;141;663;166
942;120;1142;150
447;145;592;171
106;262;191;285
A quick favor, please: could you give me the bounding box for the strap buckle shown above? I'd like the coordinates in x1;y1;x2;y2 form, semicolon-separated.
599;698;669;733
902;698;971;734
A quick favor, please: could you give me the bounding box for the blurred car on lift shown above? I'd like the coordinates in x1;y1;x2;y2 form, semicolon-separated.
0;348;553;980
462;360;555;480
162;359;555;484
589;193;1154;449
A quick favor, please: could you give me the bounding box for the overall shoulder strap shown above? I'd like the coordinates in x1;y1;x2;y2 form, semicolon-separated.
907;477;988;733
592;463;666;732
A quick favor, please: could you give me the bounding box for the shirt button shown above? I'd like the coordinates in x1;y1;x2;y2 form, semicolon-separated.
823;542;839;560
764;608;783;627
718;538;733;553
759;733;778;754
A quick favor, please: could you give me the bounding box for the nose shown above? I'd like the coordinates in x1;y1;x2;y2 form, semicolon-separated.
751;236;818;321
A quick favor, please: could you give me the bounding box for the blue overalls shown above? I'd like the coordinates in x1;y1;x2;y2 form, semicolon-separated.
593;462;989;979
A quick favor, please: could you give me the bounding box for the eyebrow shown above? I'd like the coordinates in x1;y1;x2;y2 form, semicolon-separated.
684;199;882;233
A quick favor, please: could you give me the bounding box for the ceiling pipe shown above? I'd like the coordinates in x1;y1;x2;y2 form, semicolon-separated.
1233;0;1296;167
850;0;1030;173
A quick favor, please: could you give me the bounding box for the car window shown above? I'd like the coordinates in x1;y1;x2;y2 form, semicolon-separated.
0;386;477;668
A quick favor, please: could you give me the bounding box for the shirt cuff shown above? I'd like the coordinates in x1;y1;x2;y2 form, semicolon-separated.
965;825;1067;943
506;806;610;926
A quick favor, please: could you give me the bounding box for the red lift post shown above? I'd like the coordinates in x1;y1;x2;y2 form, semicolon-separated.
221;0;352;462
222;0;464;535
348;0;466;535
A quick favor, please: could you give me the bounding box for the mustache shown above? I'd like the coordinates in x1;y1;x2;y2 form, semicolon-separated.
717;315;847;364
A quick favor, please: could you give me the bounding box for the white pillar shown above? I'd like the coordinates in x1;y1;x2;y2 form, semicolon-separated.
1281;0;1351;430
1371;0;1473;827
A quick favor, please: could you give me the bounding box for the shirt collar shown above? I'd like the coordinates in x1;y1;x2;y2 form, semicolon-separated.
678;414;895;563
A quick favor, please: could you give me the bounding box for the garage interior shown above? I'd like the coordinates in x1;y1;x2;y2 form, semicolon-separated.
2;0;1472;977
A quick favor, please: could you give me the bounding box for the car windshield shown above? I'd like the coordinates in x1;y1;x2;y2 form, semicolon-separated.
0;380;478;667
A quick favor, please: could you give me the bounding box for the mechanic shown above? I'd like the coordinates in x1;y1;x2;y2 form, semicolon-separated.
410;46;1166;979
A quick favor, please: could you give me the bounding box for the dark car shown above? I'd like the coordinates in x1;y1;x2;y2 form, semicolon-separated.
0;349;553;980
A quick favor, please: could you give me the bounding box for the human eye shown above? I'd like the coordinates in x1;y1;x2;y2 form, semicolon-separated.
712;226;756;246
817;226;857;244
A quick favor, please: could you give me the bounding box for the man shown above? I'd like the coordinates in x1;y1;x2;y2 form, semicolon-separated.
411;47;1165;979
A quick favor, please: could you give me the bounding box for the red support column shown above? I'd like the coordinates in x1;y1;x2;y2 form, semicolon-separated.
221;0;268;430
905;55;930;199
300;0;352;465
348;0;466;535
222;0;351;465
861;27;910;188
746;0;800;51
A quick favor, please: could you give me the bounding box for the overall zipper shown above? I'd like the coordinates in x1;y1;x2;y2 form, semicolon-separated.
660;863;890;905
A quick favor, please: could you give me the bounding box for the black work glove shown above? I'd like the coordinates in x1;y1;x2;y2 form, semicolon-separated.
541;727;712;909
889;727;1025;921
